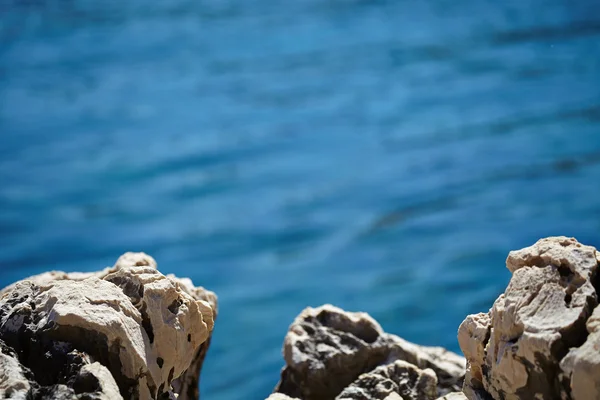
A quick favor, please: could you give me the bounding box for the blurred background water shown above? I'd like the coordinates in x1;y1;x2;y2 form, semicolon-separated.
1;0;600;398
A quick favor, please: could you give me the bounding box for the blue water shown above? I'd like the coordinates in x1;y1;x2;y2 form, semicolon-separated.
2;0;600;398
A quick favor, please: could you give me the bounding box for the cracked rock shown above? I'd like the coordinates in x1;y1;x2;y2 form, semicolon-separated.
0;252;216;400
273;304;465;400
459;236;600;400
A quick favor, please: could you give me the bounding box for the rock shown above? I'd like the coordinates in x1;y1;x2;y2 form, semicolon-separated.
0;339;30;399
0;252;217;400
435;393;468;400
0;337;122;400
560;304;600;400
274;304;465;400
336;360;438;400
266;394;300;400
170;275;219;400
458;236;600;399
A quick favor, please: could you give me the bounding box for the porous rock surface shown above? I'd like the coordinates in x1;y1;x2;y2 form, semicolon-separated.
336;360;438;400
273;304;466;400
0;252;216;400
459;236;600;400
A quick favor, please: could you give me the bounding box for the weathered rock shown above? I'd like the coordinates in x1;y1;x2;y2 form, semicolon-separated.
170;276;219;400
459;236;600;399
274;304;465;400
336;360;438;400
0;252;217;400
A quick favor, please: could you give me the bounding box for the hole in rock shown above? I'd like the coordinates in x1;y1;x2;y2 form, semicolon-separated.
168;298;183;314
142;315;154;344
73;371;101;394
558;264;572;278
314;311;380;344
157;357;164;368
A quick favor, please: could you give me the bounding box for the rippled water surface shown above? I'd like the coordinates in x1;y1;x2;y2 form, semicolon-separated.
2;1;600;398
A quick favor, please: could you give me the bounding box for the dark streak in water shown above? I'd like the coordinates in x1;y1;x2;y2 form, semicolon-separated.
385;105;600;152
493;21;600;45
366;197;458;234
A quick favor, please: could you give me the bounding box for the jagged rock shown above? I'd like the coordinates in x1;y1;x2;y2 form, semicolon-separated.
336;360;438;400
458;236;600;400
170;276;218;400
274;304;465;400
0;252;216;400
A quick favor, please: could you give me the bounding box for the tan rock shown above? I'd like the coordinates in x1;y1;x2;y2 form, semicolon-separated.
560;304;600;400
0;252;216;400
458;237;600;399
170;275;219;400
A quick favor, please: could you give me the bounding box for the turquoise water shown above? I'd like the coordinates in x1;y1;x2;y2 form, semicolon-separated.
1;1;600;398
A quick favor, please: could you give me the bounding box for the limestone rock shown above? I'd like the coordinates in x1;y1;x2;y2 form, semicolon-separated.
0;253;216;400
336;360;438;400
170;275;219;400
458;236;600;399
274;304;465;400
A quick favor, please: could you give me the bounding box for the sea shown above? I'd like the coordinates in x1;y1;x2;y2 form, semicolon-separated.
1;0;600;398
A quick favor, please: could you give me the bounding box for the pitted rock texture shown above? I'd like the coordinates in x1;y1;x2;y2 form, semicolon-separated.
336;360;438;400
458;236;600;400
0;252;216;400
273;305;465;400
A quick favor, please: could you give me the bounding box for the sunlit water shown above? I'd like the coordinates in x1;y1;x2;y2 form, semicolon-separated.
2;1;600;398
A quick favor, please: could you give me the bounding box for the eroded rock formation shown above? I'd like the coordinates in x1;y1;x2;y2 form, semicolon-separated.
459;236;600;399
0;252;216;400
273;304;466;400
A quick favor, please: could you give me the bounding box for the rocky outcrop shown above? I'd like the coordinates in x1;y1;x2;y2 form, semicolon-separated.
0;252;216;400
459;236;600;399
273;305;466;400
9;236;600;400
